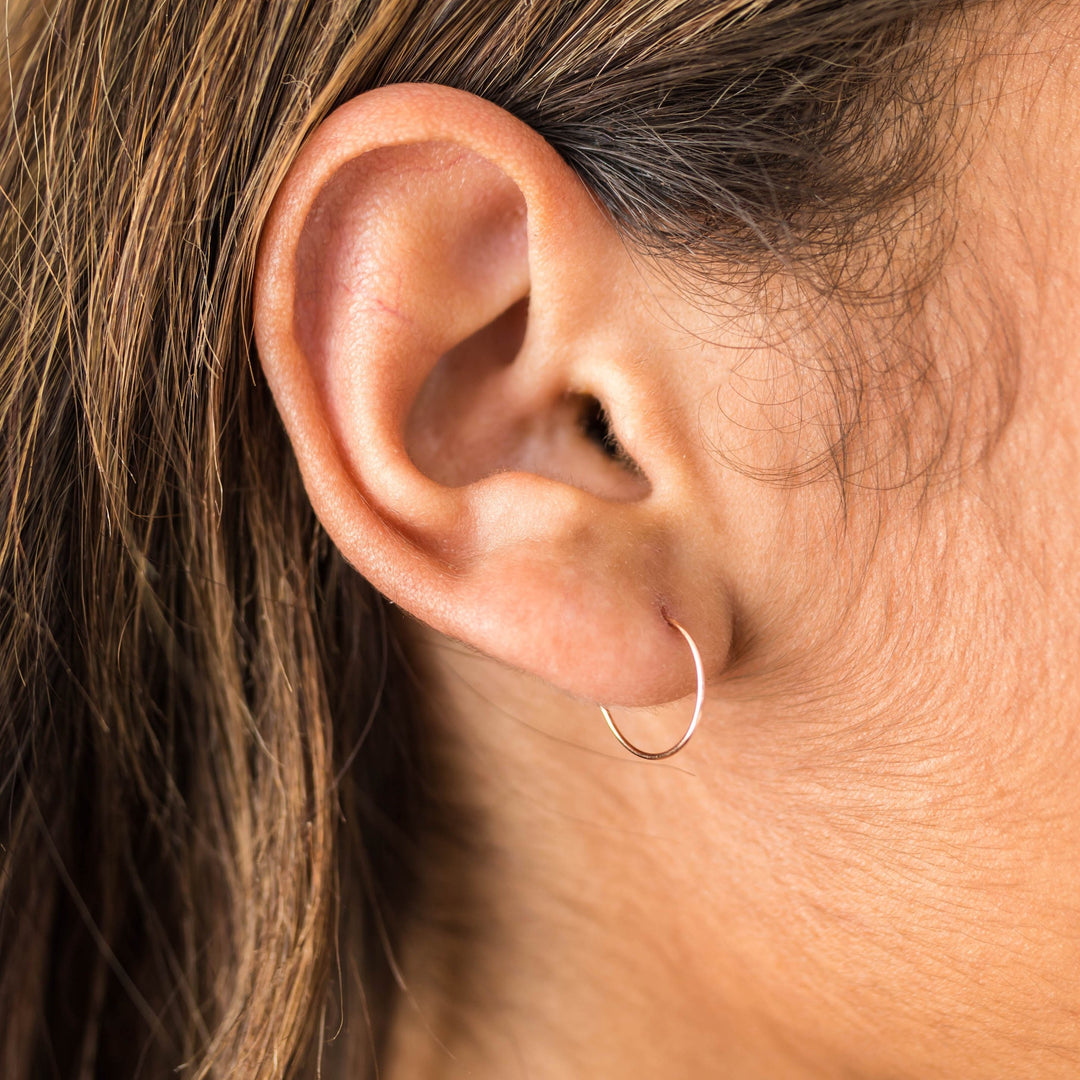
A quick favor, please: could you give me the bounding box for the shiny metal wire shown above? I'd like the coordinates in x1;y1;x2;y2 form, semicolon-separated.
600;618;704;760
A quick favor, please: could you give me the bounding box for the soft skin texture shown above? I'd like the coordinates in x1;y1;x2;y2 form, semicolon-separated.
254;8;1080;1078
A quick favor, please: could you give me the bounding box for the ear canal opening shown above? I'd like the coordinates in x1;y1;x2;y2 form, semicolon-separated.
405;299;651;503
573;393;646;479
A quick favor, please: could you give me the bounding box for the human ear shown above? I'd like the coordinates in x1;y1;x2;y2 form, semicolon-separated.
253;83;733;707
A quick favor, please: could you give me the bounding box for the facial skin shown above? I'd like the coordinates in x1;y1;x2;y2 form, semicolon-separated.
255;6;1080;1078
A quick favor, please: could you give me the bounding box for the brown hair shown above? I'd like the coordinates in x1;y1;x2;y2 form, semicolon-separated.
0;0;976;1075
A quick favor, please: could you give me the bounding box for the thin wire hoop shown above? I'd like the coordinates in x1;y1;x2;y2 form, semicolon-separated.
600;618;704;761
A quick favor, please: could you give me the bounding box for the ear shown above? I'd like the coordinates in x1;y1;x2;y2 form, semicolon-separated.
253;83;733;707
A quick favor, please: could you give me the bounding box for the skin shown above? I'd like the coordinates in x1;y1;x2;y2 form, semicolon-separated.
254;5;1080;1077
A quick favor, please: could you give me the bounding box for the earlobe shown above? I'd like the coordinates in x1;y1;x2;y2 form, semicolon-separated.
253;83;734;710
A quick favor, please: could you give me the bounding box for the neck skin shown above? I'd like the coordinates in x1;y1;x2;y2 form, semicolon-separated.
376;535;1080;1080
381;644;815;1080
378;546;1080;1080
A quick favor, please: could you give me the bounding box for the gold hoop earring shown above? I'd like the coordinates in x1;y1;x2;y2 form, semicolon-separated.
600;618;704;760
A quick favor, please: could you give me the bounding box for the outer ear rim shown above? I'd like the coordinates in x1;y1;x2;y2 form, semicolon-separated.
252;84;733;708
253;82;590;547
253;84;624;586
256;82;584;314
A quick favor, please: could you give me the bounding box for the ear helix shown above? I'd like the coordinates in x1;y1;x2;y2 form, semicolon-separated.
255;83;730;710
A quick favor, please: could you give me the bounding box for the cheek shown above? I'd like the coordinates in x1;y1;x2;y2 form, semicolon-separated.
697;462;1080;1055
658;14;1080;1062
